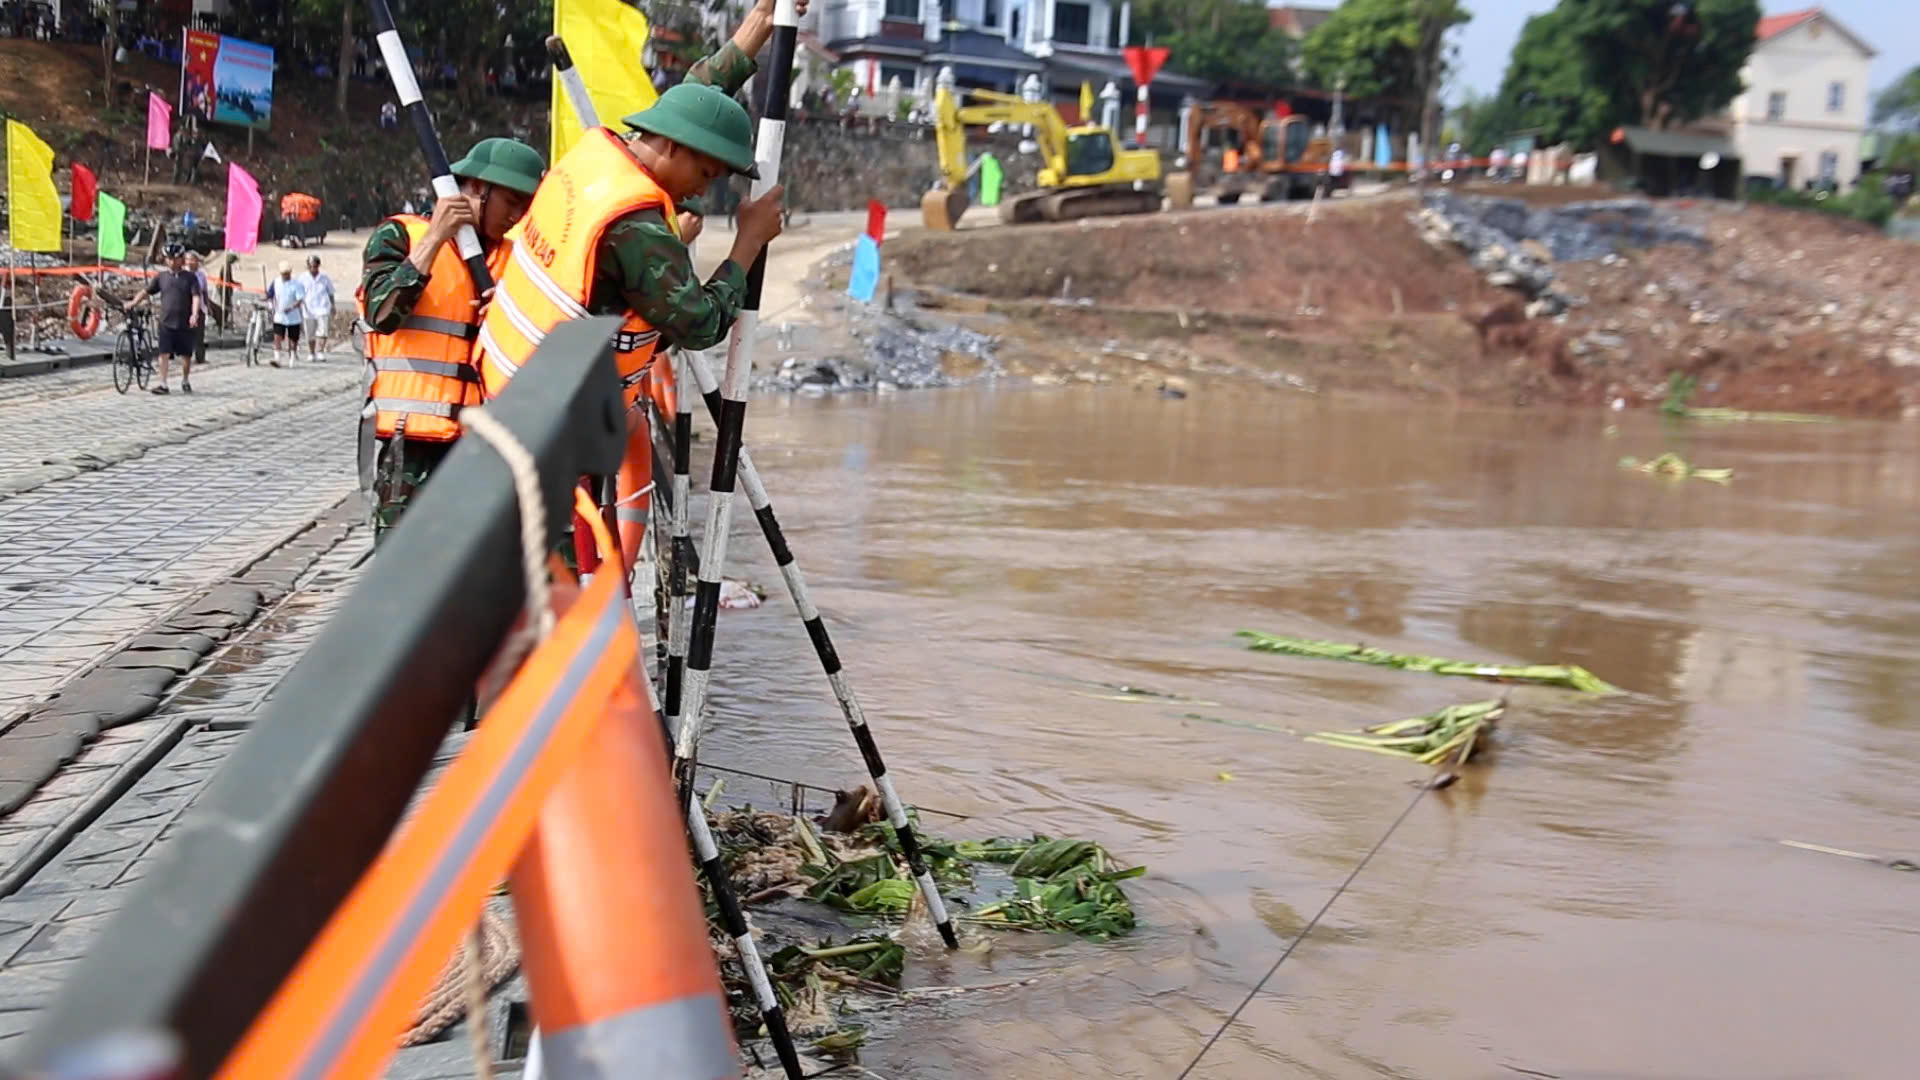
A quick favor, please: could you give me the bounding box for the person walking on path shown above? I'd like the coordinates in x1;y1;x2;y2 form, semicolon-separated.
138;243;205;395
299;254;335;361
356;136;545;537
183;251;211;370
264;260;306;368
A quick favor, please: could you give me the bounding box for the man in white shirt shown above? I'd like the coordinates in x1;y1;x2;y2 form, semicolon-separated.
264;260;306;368
299;254;336;361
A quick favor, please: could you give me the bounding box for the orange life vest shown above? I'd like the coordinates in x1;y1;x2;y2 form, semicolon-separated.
476;128;672;412
1222;147;1242;172
362;215;504;442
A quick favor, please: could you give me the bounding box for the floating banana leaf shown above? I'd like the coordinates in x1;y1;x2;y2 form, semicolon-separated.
1307;700;1504;766
1235;631;1620;694
1619;453;1733;484
1677;406;1833;424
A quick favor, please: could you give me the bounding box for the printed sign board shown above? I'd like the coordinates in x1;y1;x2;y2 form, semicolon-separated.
182;31;275;131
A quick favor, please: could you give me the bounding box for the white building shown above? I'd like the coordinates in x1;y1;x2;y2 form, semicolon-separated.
1728;7;1876;189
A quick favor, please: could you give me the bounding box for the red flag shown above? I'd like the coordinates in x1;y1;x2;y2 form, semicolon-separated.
71;163;98;222
864;200;886;246
1123;45;1171;87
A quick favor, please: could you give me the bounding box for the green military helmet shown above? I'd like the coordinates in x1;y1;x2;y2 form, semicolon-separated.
621;83;760;180
450;137;547;196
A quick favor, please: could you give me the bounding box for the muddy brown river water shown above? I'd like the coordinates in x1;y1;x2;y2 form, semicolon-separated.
691;384;1919;1080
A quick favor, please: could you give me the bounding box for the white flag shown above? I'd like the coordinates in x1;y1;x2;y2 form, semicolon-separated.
201;141;223;164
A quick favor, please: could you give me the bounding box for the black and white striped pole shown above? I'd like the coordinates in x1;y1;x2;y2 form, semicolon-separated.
689;794;804;1079
545;35;599;130
662;348;696;729
366;0;491;292
684;354;959;948
672;0;801;805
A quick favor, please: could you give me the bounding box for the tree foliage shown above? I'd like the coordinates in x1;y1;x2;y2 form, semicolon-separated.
1482;0;1758;149
1130;0;1299;87
1873;66;1920;132
1301;0;1471;142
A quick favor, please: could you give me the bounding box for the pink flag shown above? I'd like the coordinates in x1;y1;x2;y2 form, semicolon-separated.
225;162;262;253
146;92;172;151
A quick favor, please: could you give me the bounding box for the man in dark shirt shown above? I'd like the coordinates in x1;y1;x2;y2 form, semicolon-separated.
140;242;205;395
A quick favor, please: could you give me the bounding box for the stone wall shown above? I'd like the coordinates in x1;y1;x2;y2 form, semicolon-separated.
754;116;1045;212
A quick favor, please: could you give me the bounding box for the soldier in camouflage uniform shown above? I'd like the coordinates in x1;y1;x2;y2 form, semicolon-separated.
565;0;801;353
358;137;546;537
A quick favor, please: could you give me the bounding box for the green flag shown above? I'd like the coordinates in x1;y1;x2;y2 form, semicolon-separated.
980;153;1003;207
97;193;127;261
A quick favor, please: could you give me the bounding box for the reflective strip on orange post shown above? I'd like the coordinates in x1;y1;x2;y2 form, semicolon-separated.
212;560;667;1079
612;421;654;573
513;489;739;1078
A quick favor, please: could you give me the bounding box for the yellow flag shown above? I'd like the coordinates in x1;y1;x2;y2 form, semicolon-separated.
6;119;61;253
551;0;660;164
1080;82;1094;121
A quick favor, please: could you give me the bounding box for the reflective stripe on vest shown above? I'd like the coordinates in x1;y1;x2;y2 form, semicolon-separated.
373;356;481;380
398;313;481;341
477;129;673;409
364;215;498;443
370;397;460;418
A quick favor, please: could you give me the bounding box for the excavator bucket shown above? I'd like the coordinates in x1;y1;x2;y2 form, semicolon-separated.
921;186;971;232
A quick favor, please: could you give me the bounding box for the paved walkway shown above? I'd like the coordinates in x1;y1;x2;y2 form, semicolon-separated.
0;358;361;712
0;346;359;495
0;530;370;1048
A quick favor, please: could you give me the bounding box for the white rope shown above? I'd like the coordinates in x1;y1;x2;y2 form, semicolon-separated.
442;405;559;1080
460;407;555;645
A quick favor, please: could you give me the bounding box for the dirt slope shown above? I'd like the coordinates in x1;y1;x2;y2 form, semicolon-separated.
883;191;1920;416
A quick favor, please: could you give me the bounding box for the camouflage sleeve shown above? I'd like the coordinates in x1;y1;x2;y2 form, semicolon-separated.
685;42;758;97
359;219;427;333
600;209;749;353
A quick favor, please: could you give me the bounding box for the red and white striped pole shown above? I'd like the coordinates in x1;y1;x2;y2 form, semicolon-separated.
1122;45;1170;151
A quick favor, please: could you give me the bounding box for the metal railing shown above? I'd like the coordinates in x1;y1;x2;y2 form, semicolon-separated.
14;318;629;1078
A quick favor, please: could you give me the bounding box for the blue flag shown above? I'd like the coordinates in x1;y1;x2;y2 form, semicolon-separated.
847;234;881;303
1376;125;1391;167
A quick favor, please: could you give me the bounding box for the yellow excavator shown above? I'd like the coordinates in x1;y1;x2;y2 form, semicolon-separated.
921;84;1163;231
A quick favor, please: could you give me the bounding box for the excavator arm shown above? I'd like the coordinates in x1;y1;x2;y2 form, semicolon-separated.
932;86;1070;188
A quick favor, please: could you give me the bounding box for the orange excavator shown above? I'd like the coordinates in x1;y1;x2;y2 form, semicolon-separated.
1170;102;1339;206
1174;101;1262;205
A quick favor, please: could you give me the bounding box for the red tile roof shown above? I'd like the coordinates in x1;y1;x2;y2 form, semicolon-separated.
1756;7;1818;42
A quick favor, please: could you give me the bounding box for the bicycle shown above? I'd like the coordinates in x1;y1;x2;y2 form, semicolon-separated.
244;300;269;367
112;306;157;394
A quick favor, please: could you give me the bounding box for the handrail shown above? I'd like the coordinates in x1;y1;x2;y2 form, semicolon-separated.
16;317;629;1078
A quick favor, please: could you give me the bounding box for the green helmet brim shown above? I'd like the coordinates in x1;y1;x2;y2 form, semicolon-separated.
450;138;547;196
621;110;761;180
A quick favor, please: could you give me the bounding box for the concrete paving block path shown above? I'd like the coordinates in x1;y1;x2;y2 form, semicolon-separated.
0;363;360;712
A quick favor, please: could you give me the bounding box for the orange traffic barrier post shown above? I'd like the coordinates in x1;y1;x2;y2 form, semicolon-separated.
215;460;742;1080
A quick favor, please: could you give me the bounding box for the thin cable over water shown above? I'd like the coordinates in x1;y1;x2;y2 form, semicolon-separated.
1174;782;1432;1080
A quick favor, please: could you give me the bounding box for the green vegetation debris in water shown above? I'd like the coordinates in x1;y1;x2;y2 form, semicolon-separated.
1234;631;1620;694
1307;700;1504;766
701;803;1146;1046
1660;372;1835;425
1618;452;1734;484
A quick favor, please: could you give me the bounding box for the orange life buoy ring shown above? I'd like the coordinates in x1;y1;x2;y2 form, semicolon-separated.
68;284;102;340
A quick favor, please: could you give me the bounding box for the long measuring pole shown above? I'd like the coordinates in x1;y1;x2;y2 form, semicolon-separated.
671;0;801;804
545;32;806;1078
366;0;492;292
682;354;959;948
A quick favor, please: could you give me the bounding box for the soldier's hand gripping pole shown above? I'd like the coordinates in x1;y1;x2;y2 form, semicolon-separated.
367;0;493;292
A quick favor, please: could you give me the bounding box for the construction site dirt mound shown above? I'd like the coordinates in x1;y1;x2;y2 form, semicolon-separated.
879;192;1920;417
